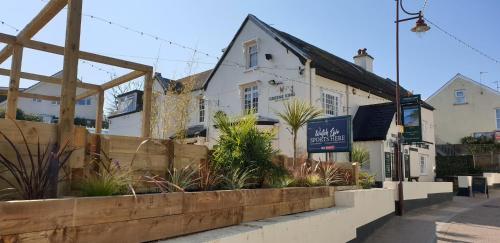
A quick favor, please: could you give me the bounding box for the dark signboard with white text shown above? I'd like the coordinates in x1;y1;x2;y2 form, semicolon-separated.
401;95;422;144
307;116;352;153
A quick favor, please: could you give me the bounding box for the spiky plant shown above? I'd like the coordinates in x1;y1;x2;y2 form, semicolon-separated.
145;165;199;193
78;156;132;197
316;162;343;186
351;146;370;168
276;99;322;167
0;119;73;200
222;168;255;190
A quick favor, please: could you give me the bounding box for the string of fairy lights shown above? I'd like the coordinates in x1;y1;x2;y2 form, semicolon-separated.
2;0;498;100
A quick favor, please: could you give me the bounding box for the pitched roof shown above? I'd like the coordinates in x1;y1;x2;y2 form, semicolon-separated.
155;69;212;92
426;73;500;101
204;14;433;109
353;102;395;141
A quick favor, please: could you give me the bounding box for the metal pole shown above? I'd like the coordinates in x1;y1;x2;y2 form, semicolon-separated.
395;0;405;216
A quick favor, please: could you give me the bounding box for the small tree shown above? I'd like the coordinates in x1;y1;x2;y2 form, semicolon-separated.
276;99;322;167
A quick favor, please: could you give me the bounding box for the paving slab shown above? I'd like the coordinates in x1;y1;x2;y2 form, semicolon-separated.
364;190;500;243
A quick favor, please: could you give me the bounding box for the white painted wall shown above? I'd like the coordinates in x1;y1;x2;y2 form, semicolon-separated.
383;181;453;200
0;82;97;121
483;173;500;186
108;111;143;137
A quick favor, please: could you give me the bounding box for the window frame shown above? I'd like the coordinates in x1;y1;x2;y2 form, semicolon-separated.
496;108;500;130
321;89;341;117
419;154;428;175
199;98;205;123
454;89;466;105
243;39;259;70
242;84;259;114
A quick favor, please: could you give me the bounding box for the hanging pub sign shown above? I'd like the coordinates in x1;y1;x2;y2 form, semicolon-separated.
401;94;422;144
307;115;352;153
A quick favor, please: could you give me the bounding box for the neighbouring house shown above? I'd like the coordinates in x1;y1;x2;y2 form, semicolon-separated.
0;71;98;125
108;69;212;139
426;73;500;145
201;14;436;182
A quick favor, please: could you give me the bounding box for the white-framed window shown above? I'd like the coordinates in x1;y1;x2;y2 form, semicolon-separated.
32;98;41;103
243;85;258;114
454;89;466;104
244;40;258;69
419;154;428;175
199;98;205;123
496;108;500;130
321;90;340;116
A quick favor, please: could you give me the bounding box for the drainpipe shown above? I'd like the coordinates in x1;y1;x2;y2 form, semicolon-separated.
306;59;313;105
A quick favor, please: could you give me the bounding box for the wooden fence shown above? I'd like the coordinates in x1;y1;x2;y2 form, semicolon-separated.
0;186;335;243
0;119;209;196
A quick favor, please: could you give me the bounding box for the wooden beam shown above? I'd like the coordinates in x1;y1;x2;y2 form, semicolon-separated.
142;72;153;137
95;90;104;134
0;0;67;64
0;90;59;101
5;45;23;119
76;70;144;101
59;0;82;144
100;70;145;90
0;33;16;45
10;36;152;72
0;68;100;90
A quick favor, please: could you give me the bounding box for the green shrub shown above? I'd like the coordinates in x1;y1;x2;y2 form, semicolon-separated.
359;172;375;189
351;146;369;168
145;165;199;193
211;113;286;187
0;109;42;122
78;158;132;197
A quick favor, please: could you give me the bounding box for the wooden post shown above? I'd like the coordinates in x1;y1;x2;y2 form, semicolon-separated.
5;45;23;119
58;0;82;144
352;162;360;187
141;71;153;137
95;90;104;134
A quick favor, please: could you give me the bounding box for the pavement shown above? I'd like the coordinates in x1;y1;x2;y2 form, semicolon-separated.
364;189;500;243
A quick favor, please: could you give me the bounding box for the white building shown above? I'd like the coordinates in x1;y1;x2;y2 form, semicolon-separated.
109;14;437;183
0;71;97;125
203;14;436;183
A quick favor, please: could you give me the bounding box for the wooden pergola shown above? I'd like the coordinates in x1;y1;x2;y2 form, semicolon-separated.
0;0;154;142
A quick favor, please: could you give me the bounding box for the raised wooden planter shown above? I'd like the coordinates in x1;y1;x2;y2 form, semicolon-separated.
0;187;335;243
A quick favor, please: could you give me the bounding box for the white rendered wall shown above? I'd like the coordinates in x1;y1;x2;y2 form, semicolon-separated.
383;181;453;201
108;111;143;137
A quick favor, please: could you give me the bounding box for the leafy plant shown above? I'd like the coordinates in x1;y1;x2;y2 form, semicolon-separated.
212;113;285;187
289;162;317;187
145;165;199;192
351;146;370;168
198;160;223;191
0;119;73;200
222;168;255;190
78;157;132;197
275;99;322;167
359;172;375;189
316;163;343;186
266;174;295;188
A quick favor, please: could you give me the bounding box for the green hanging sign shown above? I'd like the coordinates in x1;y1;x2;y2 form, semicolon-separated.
401;95;422;144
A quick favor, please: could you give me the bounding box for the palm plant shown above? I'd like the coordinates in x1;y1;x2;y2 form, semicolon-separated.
212;113;285;187
276;99;322;167
315;163;343;186
351;146;370;168
0;120;74;200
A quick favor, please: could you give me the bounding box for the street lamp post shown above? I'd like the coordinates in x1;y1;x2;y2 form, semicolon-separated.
395;0;430;216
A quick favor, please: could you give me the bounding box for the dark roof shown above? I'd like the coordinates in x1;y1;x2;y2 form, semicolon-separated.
256;115;279;125
203;14;433;110
108;90;144;119
155;69;212;92
353;102;395;141
170;125;207;139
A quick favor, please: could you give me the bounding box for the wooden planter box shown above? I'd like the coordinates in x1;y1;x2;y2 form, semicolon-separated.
0;187;335;243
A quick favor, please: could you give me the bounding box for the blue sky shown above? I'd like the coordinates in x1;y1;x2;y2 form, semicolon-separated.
1;0;499;99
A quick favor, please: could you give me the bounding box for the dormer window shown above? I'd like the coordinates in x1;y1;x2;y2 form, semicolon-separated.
244;39;258;69
454;89;466;104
